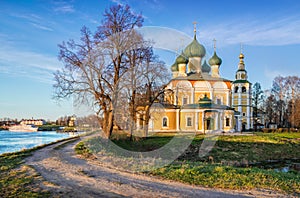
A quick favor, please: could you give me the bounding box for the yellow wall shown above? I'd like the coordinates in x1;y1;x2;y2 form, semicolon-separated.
151;110;177;130
198;112;203;130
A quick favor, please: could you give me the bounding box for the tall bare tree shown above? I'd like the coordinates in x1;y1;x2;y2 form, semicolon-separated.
252;82;264;130
54;4;145;138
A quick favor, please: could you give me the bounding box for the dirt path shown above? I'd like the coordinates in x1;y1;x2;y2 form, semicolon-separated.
25;136;284;198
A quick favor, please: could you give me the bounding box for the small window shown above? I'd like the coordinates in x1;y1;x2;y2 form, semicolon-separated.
242;113;246;116
225;118;230;127
234;86;239;93
187;117;192;127
183;97;188;105
242;86;246;93
162;117;168;127
216;98;221;105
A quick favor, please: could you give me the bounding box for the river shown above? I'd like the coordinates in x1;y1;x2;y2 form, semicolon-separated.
0;130;81;155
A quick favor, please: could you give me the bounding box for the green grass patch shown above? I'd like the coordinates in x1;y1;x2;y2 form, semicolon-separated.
151;162;300;195
0;151;49;197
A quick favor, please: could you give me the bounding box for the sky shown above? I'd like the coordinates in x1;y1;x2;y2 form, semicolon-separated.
1;0;300;121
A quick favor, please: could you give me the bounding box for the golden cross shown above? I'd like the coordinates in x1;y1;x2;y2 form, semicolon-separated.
213;38;217;52
193;21;197;33
240;42;243;54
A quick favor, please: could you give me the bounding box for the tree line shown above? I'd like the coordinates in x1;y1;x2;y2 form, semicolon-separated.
253;76;300;129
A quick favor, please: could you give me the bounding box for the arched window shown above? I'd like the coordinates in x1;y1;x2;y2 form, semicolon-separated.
182;96;188;105
187;117;192;127
225;117;230;127
242;86;246;93
162;117;168;127
234;86;239;93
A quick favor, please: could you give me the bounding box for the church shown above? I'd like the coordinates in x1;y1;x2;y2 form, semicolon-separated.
138;27;253;134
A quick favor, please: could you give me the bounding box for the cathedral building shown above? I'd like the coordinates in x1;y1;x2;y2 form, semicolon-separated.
140;27;253;134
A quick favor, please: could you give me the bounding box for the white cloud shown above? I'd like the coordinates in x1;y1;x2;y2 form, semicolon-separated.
53;1;75;13
0;37;62;84
30;22;54;32
200;16;300;46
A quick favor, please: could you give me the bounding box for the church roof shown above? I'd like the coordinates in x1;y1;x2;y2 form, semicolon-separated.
182;103;234;110
232;79;251;84
171;72;232;82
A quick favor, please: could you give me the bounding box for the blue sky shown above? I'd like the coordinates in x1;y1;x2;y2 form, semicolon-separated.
1;0;300;120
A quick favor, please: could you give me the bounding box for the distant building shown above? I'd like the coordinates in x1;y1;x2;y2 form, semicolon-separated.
20;119;46;126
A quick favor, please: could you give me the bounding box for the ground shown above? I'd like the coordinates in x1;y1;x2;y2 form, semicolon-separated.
23;134;290;198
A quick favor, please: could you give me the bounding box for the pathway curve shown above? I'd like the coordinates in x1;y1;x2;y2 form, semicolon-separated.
25;136;284;198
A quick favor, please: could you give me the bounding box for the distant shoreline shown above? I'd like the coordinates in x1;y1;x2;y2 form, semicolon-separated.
0;131;83;156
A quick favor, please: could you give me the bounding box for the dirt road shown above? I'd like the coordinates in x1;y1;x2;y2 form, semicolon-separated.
25;137;283;198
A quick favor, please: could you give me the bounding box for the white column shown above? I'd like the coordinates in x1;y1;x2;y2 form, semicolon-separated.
238;85;242;114
191;88;195;104
219;112;223;131
227;90;230;106
215;113;218;131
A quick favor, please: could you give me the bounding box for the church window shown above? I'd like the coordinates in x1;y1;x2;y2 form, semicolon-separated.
162;117;168;127
242;113;246;116
234;86;239;93
187;117;192;127
216;98;221;105
183;96;188;105
242;86;246;93
225;117;230;127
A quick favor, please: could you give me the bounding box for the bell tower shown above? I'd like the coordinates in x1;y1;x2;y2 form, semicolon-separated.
232;46;253;131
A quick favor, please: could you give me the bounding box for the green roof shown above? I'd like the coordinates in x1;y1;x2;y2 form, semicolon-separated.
183;36;206;58
233;80;251;84
209;51;222;66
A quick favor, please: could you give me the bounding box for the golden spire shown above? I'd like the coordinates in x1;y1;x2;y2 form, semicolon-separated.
239;43;245;65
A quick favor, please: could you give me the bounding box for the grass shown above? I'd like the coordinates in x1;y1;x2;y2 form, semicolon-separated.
151;162;300;194
0;136;80;197
0;150;50;197
76;132;300;195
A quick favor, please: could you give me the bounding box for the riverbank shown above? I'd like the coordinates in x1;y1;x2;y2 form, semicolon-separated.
0;136;80;197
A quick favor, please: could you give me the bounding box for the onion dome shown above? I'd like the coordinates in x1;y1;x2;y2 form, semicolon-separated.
198;93;212;107
201;60;211;73
176;53;188;64
183;35;206;58
209;51;222;66
171;62;178;72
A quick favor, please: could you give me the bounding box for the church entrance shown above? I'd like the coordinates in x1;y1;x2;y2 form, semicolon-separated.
206;118;214;130
242;122;246;132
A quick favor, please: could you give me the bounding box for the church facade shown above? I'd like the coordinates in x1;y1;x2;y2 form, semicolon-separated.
139;28;253;134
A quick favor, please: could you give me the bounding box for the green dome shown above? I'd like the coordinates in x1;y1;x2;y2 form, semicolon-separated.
198;94;212;107
202;60;211;73
183;36;206;58
171;62;178;72
209;52;222;66
176;53;188;64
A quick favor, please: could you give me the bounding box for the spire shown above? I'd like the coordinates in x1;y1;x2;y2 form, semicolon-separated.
239;43;245;65
213;38;217;52
193;21;197;39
